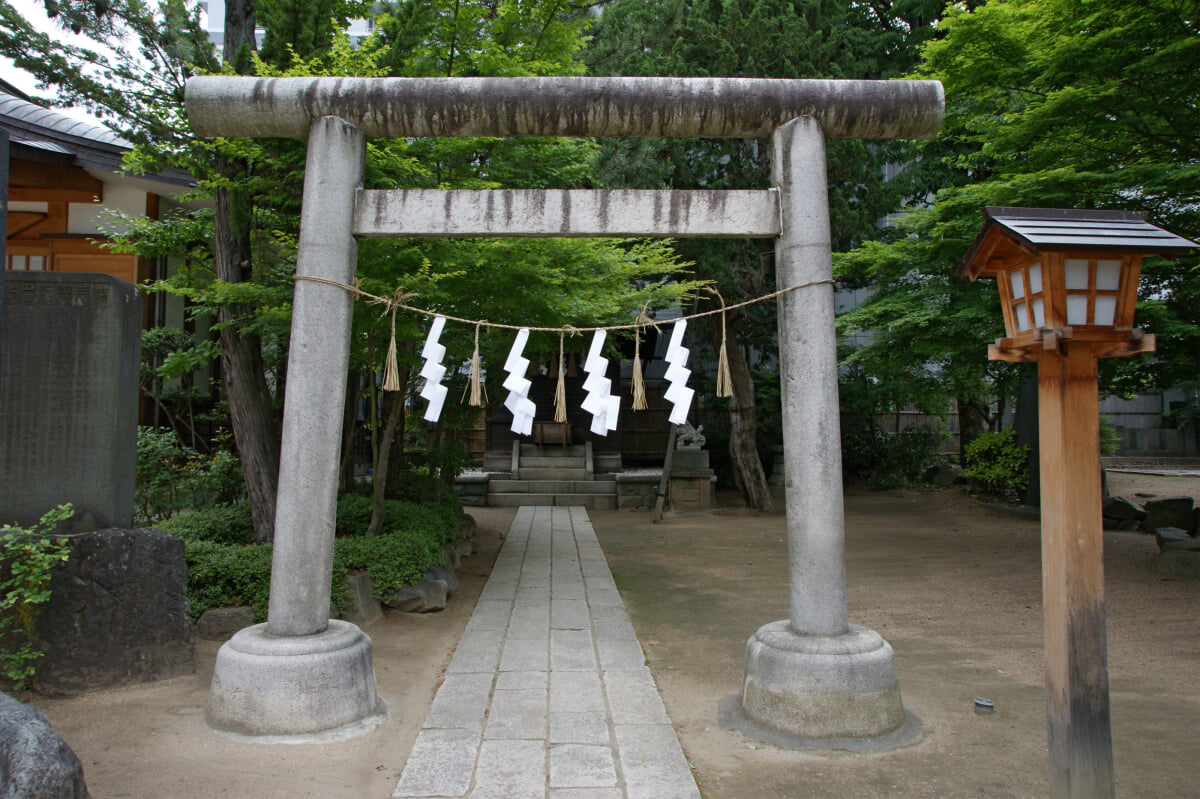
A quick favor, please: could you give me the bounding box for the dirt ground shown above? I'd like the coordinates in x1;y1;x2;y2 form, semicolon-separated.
592;475;1200;799
21;475;1200;799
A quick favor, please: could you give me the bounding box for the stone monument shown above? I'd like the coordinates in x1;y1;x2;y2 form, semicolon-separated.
0;272;139;529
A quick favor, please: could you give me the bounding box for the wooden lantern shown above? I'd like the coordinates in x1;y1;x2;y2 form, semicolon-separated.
958;206;1196;799
958;207;1195;362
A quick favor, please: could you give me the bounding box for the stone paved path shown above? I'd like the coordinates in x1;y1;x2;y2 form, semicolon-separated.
392;505;701;799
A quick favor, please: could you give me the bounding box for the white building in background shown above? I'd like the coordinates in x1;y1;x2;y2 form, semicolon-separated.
200;0;376;49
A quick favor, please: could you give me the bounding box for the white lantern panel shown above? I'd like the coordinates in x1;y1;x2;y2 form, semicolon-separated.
1014;302;1028;331
1064;259;1089;290
1032;297;1045;328
1066;294;1089;325
1028;262;1043;294
1096;260;1122;291
1094;295;1117;326
1009;270;1025;300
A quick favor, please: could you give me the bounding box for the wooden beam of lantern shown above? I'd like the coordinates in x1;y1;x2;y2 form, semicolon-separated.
957;206;1197;799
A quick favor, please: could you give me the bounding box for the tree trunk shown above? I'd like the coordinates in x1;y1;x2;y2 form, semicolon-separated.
339;368;362;494
368;392;404;536
214;173;281;543
369;347;412;534
712;320;773;511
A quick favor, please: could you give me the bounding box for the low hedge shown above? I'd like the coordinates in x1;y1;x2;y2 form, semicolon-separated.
173;495;460;622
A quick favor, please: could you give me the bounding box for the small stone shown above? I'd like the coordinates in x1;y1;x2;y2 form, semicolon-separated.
1102;496;1145;522
0;692;89;799
1154;527;1192;552
443;543;462;570
455;538;474;559
460;513;478;540
195;606;255;640
343;572;382;626
1155;550;1200;579
386;578;447;613
923;463;964;488
426;565;457;597
1162;535;1200;553
1144;496;1196;534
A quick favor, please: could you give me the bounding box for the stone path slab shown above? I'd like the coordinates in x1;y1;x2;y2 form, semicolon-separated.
393;505;700;799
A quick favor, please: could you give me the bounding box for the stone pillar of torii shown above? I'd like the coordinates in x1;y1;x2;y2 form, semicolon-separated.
185;76;944;743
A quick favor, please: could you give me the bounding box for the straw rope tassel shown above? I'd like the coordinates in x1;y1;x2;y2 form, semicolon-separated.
554;332;568;423
632;327;647;412
464;322;486;406
382;307;401;392
713;290;733;399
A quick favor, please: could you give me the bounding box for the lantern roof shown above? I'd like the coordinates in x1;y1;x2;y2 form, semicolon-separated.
957;207;1197;280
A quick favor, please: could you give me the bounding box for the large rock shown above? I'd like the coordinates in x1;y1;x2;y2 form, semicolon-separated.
195;607;255;641
1102;496;1145;522
459;512;478;540
1161;535;1200;553
1143;496;1196;535
0;692;89;799
34;528;194;694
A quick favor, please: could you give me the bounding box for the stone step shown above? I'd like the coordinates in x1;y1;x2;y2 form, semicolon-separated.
520;443;587;457
518;468;589;481
519;456;587;469
489;480;617;495
487;493;617;511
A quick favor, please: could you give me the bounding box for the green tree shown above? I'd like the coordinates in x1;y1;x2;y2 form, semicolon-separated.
835;0;1200;446
586;0;935;508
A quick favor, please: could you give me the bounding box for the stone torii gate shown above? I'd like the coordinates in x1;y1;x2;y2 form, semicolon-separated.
184;76;944;742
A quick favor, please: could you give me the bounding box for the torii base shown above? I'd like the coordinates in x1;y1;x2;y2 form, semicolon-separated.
734;621;911;746
206;620;387;742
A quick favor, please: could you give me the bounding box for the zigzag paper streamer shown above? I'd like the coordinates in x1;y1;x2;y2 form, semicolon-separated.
502;328;536;436
581;330;621;436
663;320;694;425
418;316;448;422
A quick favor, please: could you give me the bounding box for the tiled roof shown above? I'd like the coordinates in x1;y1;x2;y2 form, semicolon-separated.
983;207;1197;253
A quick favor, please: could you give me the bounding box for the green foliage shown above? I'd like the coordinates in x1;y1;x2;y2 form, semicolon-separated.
962;430;1030;495
836;0;1200;416
841;421;944;491
182;493;459;620
0;505;74;689
135;427;245;524
334;494;458;543
183;539;275;622
157;502;256;546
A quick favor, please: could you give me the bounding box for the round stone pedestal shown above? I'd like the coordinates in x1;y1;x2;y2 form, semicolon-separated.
206;620;387;741
740;620;905;740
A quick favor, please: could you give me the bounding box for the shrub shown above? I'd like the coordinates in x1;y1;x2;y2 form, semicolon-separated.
869;425;945;490
135;427;244;524
842;421;944;490
0;505;73;688
181;494;460;620
158;501;255;545
962;429;1030;495
184;539;274;622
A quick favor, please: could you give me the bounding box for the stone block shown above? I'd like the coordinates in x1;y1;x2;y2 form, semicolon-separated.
393;728;480;798
0;272;140;529
1155;550;1200;579
1103;495;1145;522
549;744;618;789
196;607;255;641
342;572;382;627
0;692;89;799
1144;496;1196;534
386;578;447;612
1162;535;1200;553
1154;527;1192;552
35;528;194;694
670;449;709;470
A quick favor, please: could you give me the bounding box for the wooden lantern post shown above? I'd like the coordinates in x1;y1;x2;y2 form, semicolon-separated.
958;208;1196;799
